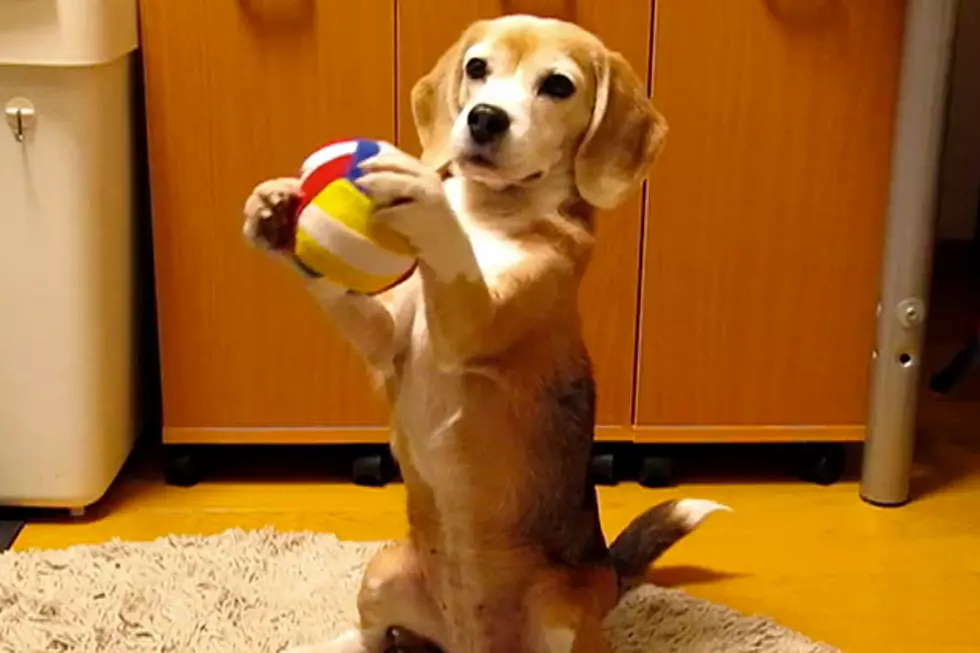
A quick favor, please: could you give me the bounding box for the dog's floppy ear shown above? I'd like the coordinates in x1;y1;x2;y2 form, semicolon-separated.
575;51;668;210
411;26;477;171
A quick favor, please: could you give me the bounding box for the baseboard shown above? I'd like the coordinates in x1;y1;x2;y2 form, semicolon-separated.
165;426;633;444
164;427;390;445
164;424;863;445
632;424;865;443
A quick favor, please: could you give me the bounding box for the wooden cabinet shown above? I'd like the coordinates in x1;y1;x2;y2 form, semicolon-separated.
140;1;395;443
636;0;905;442
141;1;905;448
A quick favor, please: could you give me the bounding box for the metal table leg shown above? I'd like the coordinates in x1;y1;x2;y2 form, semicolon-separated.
861;0;960;506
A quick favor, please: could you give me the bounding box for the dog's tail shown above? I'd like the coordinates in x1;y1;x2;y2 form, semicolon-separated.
609;498;730;590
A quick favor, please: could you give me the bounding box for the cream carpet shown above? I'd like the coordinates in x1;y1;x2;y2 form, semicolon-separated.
0;529;839;653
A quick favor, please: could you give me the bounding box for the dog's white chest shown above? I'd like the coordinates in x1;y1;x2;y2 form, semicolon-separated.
443;178;525;281
390;181;524;489
466;225;524;282
392;304;462;488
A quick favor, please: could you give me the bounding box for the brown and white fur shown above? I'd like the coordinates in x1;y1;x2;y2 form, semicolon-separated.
243;15;727;653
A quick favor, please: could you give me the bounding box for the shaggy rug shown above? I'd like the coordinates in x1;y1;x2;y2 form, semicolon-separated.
0;529;839;653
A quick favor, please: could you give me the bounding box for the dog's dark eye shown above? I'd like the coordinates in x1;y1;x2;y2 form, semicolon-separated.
465;57;489;81
538;73;575;99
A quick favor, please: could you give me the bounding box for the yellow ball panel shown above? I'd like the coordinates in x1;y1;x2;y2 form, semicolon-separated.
294;229;408;295
310;180;414;256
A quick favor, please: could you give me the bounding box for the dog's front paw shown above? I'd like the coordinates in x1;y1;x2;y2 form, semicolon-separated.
356;148;454;251
243;177;302;252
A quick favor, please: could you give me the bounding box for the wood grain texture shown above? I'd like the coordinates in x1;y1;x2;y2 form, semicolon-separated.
139;1;395;432
637;0;905;427
396;0;653;428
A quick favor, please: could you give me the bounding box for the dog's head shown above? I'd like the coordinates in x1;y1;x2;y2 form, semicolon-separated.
412;15;667;210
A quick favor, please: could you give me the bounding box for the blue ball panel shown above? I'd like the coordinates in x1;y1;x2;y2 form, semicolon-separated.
346;139;381;183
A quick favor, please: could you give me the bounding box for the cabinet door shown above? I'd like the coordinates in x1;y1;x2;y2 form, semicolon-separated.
140;1;395;439
397;0;653;433
636;0;904;439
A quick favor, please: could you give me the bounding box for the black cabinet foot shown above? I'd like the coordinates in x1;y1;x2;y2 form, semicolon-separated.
795;443;847;485
637;454;675;488
164;447;206;487
589;452;620;486
353;450;397;487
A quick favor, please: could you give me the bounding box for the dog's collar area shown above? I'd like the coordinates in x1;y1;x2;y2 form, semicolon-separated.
450;167;546;191
460;160;542;184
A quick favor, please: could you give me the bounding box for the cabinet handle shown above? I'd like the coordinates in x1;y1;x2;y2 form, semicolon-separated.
237;0;314;31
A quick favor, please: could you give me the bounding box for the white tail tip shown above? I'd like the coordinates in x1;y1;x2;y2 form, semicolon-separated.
675;498;732;530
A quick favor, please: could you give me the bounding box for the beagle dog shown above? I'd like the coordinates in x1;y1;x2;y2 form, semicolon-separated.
243;15;726;653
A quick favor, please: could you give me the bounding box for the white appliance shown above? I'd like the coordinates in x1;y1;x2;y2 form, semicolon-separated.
0;0;140;511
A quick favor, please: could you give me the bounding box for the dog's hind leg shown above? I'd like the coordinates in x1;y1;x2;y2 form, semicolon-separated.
522;567;618;653
285;540;446;653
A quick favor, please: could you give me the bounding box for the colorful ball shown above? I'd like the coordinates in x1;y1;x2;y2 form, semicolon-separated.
292;139;416;295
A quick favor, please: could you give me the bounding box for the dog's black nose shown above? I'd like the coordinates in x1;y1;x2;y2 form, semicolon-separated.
467;104;511;145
